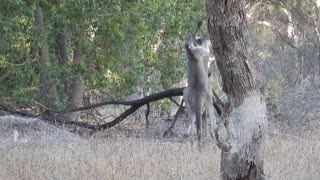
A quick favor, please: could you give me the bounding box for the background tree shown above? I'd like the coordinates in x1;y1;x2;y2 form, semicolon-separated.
247;0;320;124
206;0;267;179
0;0;206;121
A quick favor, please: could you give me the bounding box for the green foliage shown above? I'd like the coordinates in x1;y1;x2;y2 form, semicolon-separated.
0;0;208;110
158;98;172;114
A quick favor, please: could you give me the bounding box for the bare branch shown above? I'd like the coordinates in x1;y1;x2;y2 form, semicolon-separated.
145;103;150;127
163;99;185;137
169;97;180;107
0;103;36;117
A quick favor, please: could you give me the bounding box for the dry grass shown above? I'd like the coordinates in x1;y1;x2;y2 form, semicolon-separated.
0;137;220;180
265;131;320;180
0;116;320;180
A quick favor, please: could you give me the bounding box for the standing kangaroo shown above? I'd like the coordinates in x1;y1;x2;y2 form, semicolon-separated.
184;30;216;142
184;22;231;150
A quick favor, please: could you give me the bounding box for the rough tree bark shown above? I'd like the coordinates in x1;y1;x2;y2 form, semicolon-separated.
206;0;267;180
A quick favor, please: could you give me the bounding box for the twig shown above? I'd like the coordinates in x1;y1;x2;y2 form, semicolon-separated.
145;103;150;127
163;99;185;137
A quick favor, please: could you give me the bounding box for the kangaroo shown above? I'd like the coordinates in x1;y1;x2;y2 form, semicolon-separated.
184;22;231;150
184;32;216;141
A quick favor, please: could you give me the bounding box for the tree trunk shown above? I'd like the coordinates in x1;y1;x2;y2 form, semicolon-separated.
206;1;267;179
53;0;68;65
67;77;84;122
52;0;84;122
66;37;85;122
313;3;320;76
53;0;73;112
318;48;320;76
34;6;57;112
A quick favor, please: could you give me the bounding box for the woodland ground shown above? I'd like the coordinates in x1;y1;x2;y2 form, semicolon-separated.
0;115;319;180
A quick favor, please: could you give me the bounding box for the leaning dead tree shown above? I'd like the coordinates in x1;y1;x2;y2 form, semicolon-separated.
207;0;268;180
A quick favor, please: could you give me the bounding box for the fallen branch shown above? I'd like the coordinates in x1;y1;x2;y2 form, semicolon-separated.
66;87;184;114
1;87;224;132
0;103;36;117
